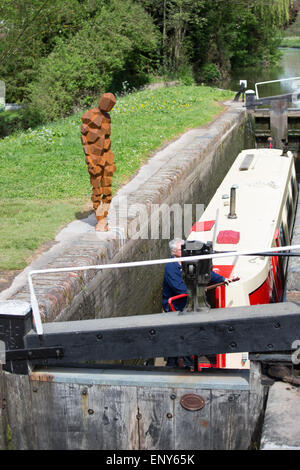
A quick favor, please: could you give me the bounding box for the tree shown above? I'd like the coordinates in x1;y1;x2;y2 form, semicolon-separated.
139;0;206;71
28;0;160;121
0;0;91;102
138;0;294;81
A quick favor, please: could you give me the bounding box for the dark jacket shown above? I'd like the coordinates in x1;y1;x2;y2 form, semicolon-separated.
162;261;225;312
210;270;225;284
162;261;188;312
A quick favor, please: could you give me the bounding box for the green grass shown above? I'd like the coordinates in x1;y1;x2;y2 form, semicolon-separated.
0;199;85;270
280;36;300;47
280;7;300;47
0;85;233;270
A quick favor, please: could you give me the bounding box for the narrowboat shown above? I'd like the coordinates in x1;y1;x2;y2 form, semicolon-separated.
185;147;298;369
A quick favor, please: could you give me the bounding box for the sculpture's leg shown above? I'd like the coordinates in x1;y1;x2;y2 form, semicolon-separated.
95;182;112;231
88;166;105;231
95;199;109;231
94;160;116;231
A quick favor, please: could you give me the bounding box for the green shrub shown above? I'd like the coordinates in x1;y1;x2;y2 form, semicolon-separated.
0;110;21;137
199;63;221;84
0;107;46;138
178;65;195;86
28;0;159;121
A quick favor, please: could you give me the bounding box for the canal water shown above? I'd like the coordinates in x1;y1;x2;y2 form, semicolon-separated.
227;47;300;97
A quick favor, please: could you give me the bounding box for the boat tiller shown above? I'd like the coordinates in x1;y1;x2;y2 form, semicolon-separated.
181;240;213;311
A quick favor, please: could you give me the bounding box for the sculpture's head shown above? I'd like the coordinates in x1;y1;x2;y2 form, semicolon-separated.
98;93;116;112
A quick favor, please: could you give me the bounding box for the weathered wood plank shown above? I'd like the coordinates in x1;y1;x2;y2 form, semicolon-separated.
239;154;255;171
4;371;36;449
34;382;86;450
270;99;288;148
27;379;88;450
0;370;7;450
31;380;87;450
29;380;138;450
29;381;53;449
210;389;249;450
174;389;211;450
85;385;138;450
137;387;175;450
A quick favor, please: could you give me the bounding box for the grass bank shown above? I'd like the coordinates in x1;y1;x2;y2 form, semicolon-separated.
0;85;233;271
280;36;300;47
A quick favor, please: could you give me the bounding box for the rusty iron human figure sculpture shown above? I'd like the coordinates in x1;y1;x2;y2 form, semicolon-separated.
81;93;117;231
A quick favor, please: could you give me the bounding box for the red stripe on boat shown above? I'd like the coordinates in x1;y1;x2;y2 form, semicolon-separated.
217;230;240;244
212;265;234;278
190;220;215;232
249;274;272;305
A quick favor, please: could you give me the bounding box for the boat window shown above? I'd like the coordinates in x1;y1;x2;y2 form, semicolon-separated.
286;195;293;230
239;154;255;171
279;222;288;274
280;223;287;246
270;285;277;303
291;176;296;200
291;174;298;203
271;260;281;303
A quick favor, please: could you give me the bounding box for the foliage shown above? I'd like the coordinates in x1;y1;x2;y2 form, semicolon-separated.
199;64;221;84
27;0;159;121
178;66;196;86
140;0;206;72
0;106;45;137
141;0;295;82
188;0;294;78
0;0;296;111
0;0;86;102
0;110;23;138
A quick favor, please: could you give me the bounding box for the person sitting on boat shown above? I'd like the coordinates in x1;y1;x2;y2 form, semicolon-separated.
162;238;225;369
162;238;225;313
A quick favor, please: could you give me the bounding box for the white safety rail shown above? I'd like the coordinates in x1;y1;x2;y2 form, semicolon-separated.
255;76;300;100
28;244;300;335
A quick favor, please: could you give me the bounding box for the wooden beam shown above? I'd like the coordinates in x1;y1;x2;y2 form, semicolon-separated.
24;302;300;365
270;99;288;148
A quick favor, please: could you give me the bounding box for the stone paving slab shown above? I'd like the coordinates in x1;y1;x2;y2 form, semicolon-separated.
260;381;300;449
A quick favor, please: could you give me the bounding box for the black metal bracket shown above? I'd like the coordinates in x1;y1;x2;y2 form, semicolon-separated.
249;352;296;363
5;347;64;362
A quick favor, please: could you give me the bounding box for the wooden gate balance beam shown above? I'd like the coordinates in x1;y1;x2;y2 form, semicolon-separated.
1;301;299;374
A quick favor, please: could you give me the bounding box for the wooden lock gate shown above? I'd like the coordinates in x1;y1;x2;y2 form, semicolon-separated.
1;300;300;450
